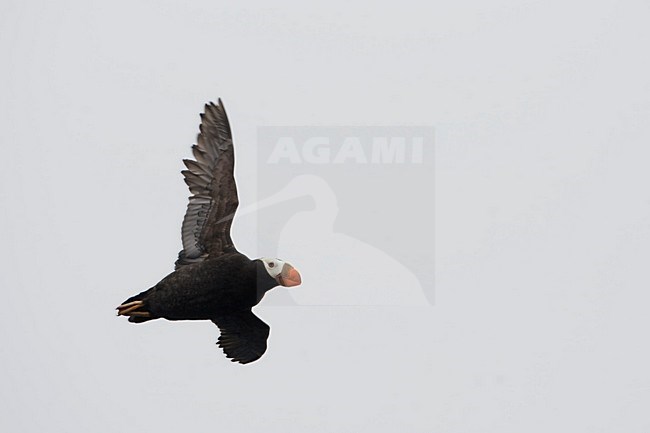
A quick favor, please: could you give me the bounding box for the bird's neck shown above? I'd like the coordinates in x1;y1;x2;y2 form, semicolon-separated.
254;261;278;296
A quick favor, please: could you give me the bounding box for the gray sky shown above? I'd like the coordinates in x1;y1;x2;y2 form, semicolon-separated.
2;1;650;432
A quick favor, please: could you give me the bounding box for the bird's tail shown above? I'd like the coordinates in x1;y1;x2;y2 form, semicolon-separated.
116;288;156;323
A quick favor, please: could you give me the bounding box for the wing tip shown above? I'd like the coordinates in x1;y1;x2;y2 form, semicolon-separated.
205;99;222;110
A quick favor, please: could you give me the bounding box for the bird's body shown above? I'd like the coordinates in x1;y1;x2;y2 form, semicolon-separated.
122;253;275;321
117;100;301;364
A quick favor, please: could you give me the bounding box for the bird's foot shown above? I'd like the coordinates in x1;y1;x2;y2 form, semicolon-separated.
116;300;149;317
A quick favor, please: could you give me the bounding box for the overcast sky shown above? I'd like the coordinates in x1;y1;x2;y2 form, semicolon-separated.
2;1;650;432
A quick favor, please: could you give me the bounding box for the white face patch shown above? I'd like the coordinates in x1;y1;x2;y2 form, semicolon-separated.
260;258;287;279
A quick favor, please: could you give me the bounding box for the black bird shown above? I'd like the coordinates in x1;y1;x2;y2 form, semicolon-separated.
116;100;302;364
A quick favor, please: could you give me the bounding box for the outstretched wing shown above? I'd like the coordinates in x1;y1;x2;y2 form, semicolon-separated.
175;100;239;269
212;310;271;364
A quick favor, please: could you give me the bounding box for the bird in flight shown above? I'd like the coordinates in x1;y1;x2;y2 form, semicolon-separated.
116;100;302;364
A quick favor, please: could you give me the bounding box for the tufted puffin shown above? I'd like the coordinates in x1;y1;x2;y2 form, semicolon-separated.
116;100;302;364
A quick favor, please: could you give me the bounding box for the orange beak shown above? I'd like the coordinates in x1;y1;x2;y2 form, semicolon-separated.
277;263;302;287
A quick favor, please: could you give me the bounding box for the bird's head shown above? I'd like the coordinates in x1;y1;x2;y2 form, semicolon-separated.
260;258;302;287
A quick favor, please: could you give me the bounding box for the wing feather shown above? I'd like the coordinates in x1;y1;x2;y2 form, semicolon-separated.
212;311;270;364
175;100;239;269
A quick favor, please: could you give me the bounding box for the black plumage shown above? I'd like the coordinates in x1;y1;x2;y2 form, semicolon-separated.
117;100;301;364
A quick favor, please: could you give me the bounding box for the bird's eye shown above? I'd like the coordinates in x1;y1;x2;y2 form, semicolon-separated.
269;262;275;268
